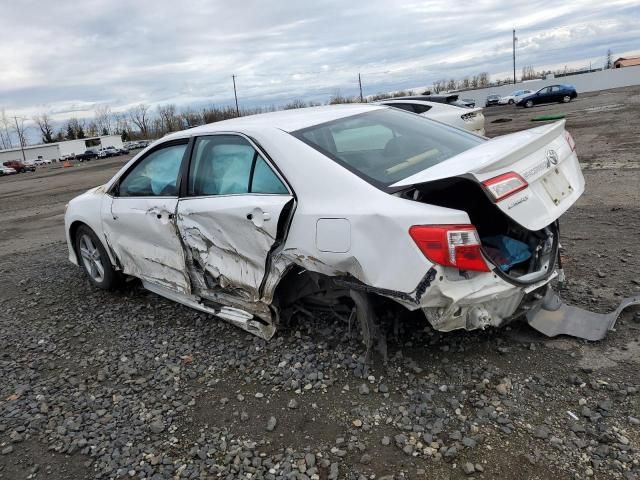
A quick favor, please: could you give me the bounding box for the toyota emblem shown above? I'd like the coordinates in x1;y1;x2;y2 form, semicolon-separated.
546;149;559;167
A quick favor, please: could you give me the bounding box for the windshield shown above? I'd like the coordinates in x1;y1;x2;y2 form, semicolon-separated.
293;108;483;188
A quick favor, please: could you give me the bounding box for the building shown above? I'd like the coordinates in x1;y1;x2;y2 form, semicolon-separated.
0;135;123;164
614;56;640;68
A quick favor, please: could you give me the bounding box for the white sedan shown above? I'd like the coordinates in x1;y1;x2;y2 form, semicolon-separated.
64;104;638;343
498;89;534;105
377;99;485;136
0;165;17;175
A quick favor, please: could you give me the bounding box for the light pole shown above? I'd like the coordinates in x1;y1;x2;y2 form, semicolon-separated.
358;73;364;102
512;29;517;85
13;116;27;162
232;74;240;117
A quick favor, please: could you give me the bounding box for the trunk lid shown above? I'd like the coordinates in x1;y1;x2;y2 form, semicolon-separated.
391;120;584;231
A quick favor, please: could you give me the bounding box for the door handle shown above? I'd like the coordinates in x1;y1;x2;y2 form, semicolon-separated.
247;209;271;226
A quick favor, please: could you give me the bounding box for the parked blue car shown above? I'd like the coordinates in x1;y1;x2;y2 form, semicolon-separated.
516;84;577;108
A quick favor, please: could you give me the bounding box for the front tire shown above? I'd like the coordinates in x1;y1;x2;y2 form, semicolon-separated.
508;99;514;105
75;225;119;290
562;95;571;103
525;100;534;108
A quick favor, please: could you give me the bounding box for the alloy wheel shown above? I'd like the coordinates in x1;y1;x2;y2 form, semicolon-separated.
79;234;105;282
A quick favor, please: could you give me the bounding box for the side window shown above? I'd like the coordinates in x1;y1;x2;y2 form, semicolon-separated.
252;156;289;194
119;143;186;197
188;135;287;196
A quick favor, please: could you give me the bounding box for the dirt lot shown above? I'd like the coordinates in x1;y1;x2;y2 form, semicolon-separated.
1;87;639;479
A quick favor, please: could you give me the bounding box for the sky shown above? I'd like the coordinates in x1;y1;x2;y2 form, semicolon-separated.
1;0;639;137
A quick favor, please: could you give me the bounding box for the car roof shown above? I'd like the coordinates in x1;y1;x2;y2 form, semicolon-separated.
163;104;384;141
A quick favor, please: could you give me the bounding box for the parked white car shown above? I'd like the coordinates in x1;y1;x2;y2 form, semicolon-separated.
498;89;534;105
33;159;52;166
64;105;638;344
377;99;485;136
0;165;17;175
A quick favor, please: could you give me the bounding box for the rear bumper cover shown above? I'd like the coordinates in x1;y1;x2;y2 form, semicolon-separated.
527;288;640;341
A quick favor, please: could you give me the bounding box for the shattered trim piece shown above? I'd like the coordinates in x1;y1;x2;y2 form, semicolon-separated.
527;288;640;341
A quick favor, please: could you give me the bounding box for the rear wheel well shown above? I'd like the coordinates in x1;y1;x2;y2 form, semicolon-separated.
272;266;405;324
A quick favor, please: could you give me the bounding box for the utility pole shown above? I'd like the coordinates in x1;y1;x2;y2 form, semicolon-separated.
13;116;26;162
232;74;240;117
358;73;364;102
512;29;517;85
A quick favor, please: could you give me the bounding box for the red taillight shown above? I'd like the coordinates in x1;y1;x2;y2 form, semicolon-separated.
409;225;490;272
482;172;528;202
564;130;576;152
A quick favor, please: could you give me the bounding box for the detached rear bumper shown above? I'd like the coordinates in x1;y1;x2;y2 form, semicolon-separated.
527;289;640;341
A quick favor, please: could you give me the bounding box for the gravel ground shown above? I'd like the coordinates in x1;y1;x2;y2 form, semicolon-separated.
1;87;640;480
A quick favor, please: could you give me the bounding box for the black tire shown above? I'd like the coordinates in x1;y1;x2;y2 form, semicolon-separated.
75;225;120;290
562;95;571;103
508;99;515;105
525;100;534;108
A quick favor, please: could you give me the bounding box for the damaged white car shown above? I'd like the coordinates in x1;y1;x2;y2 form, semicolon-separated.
65;105;639;346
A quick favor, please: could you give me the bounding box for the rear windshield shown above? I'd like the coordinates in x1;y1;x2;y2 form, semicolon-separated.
292;108;483;188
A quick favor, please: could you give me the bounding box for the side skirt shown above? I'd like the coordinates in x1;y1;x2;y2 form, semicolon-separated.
142;281;276;340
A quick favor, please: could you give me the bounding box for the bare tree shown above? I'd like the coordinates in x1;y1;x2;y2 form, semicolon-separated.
284;99;307;110
478;72;490;87
13;117;28;148
33;113;55;143
157;104;179;134
605;49;613;69
329;89;356;104
65;118;85;140
94;105;113;135
129;104;150;138
0;108;12;149
114;113;133;139
446;79;456;91
86;121;99;137
180;108;202;128
521;65;539;81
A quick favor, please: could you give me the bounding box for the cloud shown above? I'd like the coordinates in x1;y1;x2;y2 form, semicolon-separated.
0;0;639;126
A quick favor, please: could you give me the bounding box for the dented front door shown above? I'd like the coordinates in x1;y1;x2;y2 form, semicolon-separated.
101;140;191;293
